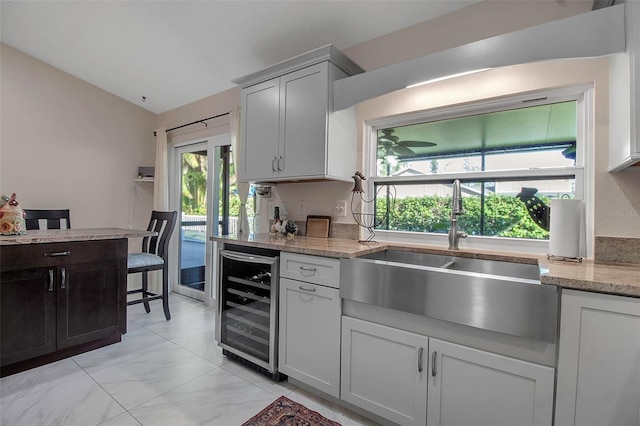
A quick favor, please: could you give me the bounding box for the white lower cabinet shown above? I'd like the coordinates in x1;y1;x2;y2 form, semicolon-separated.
341;317;554;426
427;338;554;426
341;317;428;426
555;290;640;426
278;277;341;397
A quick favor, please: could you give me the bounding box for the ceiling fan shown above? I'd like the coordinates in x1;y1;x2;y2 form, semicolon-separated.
377;129;437;158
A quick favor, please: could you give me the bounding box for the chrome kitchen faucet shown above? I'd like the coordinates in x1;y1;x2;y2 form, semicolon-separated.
448;179;468;250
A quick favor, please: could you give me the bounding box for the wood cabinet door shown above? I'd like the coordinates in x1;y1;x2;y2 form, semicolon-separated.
0;267;57;366
555;289;640;426
279;62;328;179
278;278;340;397
56;258;123;349
341;316;428;426
427;338;554;426
240;78;280;182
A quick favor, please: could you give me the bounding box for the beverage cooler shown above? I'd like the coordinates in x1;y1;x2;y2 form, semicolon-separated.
216;245;283;380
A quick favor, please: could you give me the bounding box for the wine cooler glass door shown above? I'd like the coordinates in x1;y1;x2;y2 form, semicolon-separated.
217;250;279;373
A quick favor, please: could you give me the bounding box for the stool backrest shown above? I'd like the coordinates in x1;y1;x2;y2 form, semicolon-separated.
142;210;178;260
24;209;71;230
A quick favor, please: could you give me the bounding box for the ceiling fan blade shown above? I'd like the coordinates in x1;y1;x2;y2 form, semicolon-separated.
397;140;437;147
392;145;416;157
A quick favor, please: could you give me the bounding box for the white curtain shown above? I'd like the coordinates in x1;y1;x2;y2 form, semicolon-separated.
230;106;250;236
154;127;169;211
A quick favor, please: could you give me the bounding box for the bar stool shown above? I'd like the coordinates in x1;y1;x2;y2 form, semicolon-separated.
127;210;177;320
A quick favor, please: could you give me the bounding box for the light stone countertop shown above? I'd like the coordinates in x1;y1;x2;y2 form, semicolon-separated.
0;228;155;245
213;233;640;298
212;233;385;258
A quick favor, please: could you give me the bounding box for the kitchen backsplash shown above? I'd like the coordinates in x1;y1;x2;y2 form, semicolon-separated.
594;236;640;265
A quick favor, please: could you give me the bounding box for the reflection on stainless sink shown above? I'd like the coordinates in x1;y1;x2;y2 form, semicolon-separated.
340;250;558;343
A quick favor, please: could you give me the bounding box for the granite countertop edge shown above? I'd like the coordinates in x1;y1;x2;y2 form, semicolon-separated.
0;228;155;245
212;234;640;298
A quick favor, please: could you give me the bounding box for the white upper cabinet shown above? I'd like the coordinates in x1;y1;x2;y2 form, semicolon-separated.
233;44;363;183
610;1;640;171
242;78;280;180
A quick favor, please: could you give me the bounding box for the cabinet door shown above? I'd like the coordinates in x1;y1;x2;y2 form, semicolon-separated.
279;63;329;178
427;338;554;426
240;78;280;182
57;258;123;349
555;290;640;426
278;278;340;397
341;317;428;426
0;268;57;366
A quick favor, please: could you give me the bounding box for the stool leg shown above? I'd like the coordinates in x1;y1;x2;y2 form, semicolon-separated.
162;264;171;321
142;271;151;314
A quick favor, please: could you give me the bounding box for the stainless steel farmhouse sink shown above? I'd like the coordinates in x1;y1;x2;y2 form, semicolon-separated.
340;250;558;343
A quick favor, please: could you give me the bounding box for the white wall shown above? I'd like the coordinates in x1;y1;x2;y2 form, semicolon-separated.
0;44;157;231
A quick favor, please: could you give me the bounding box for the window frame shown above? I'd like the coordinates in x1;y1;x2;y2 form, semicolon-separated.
363;85;593;255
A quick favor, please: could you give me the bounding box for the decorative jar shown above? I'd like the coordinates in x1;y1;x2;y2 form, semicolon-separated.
0;193;26;235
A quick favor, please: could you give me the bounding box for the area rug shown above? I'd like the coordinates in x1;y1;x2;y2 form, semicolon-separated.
242;396;342;426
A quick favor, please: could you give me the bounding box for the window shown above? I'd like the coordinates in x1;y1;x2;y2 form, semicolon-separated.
367;89;586;246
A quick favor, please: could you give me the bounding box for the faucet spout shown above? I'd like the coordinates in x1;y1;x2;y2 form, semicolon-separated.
448;179;467;250
452;179;464;215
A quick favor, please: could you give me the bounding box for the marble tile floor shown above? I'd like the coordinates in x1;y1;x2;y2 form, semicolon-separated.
0;294;379;426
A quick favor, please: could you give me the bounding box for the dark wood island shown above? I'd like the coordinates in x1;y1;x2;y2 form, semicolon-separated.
0;228;154;377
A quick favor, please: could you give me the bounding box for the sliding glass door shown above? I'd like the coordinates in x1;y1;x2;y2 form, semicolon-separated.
170;136;231;303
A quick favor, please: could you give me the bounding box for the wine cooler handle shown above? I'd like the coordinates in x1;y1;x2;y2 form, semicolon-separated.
220;250;277;265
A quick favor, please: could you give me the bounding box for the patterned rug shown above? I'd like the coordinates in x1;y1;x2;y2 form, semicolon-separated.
242;396;342;426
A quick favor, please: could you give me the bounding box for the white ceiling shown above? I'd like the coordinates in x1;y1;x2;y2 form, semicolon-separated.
0;1;478;114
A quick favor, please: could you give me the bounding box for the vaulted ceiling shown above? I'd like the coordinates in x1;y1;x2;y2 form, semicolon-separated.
1;1;478;114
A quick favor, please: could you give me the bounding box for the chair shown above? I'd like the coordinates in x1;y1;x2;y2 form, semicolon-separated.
24;209;71;230
127;210;177;321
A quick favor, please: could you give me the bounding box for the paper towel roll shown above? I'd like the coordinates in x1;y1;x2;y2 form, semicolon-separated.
549;199;583;258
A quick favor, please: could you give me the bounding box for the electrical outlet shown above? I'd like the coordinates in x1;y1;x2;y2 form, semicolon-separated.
334;200;347;217
268;201;275;219
298;201;306;215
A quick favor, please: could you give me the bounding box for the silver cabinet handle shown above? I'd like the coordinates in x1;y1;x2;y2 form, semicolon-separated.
48;270;54;292
272;157;277;172
418;347;424;372
432;351;437;377
298;286;316;292
277;156;284;171
299;266;317;272
60;268;66;289
44;251;70;257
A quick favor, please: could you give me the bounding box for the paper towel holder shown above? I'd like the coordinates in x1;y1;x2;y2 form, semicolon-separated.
546;254;583;263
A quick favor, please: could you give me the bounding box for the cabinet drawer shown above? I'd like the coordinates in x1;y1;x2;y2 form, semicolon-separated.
280;252;340;288
0;240;127;272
